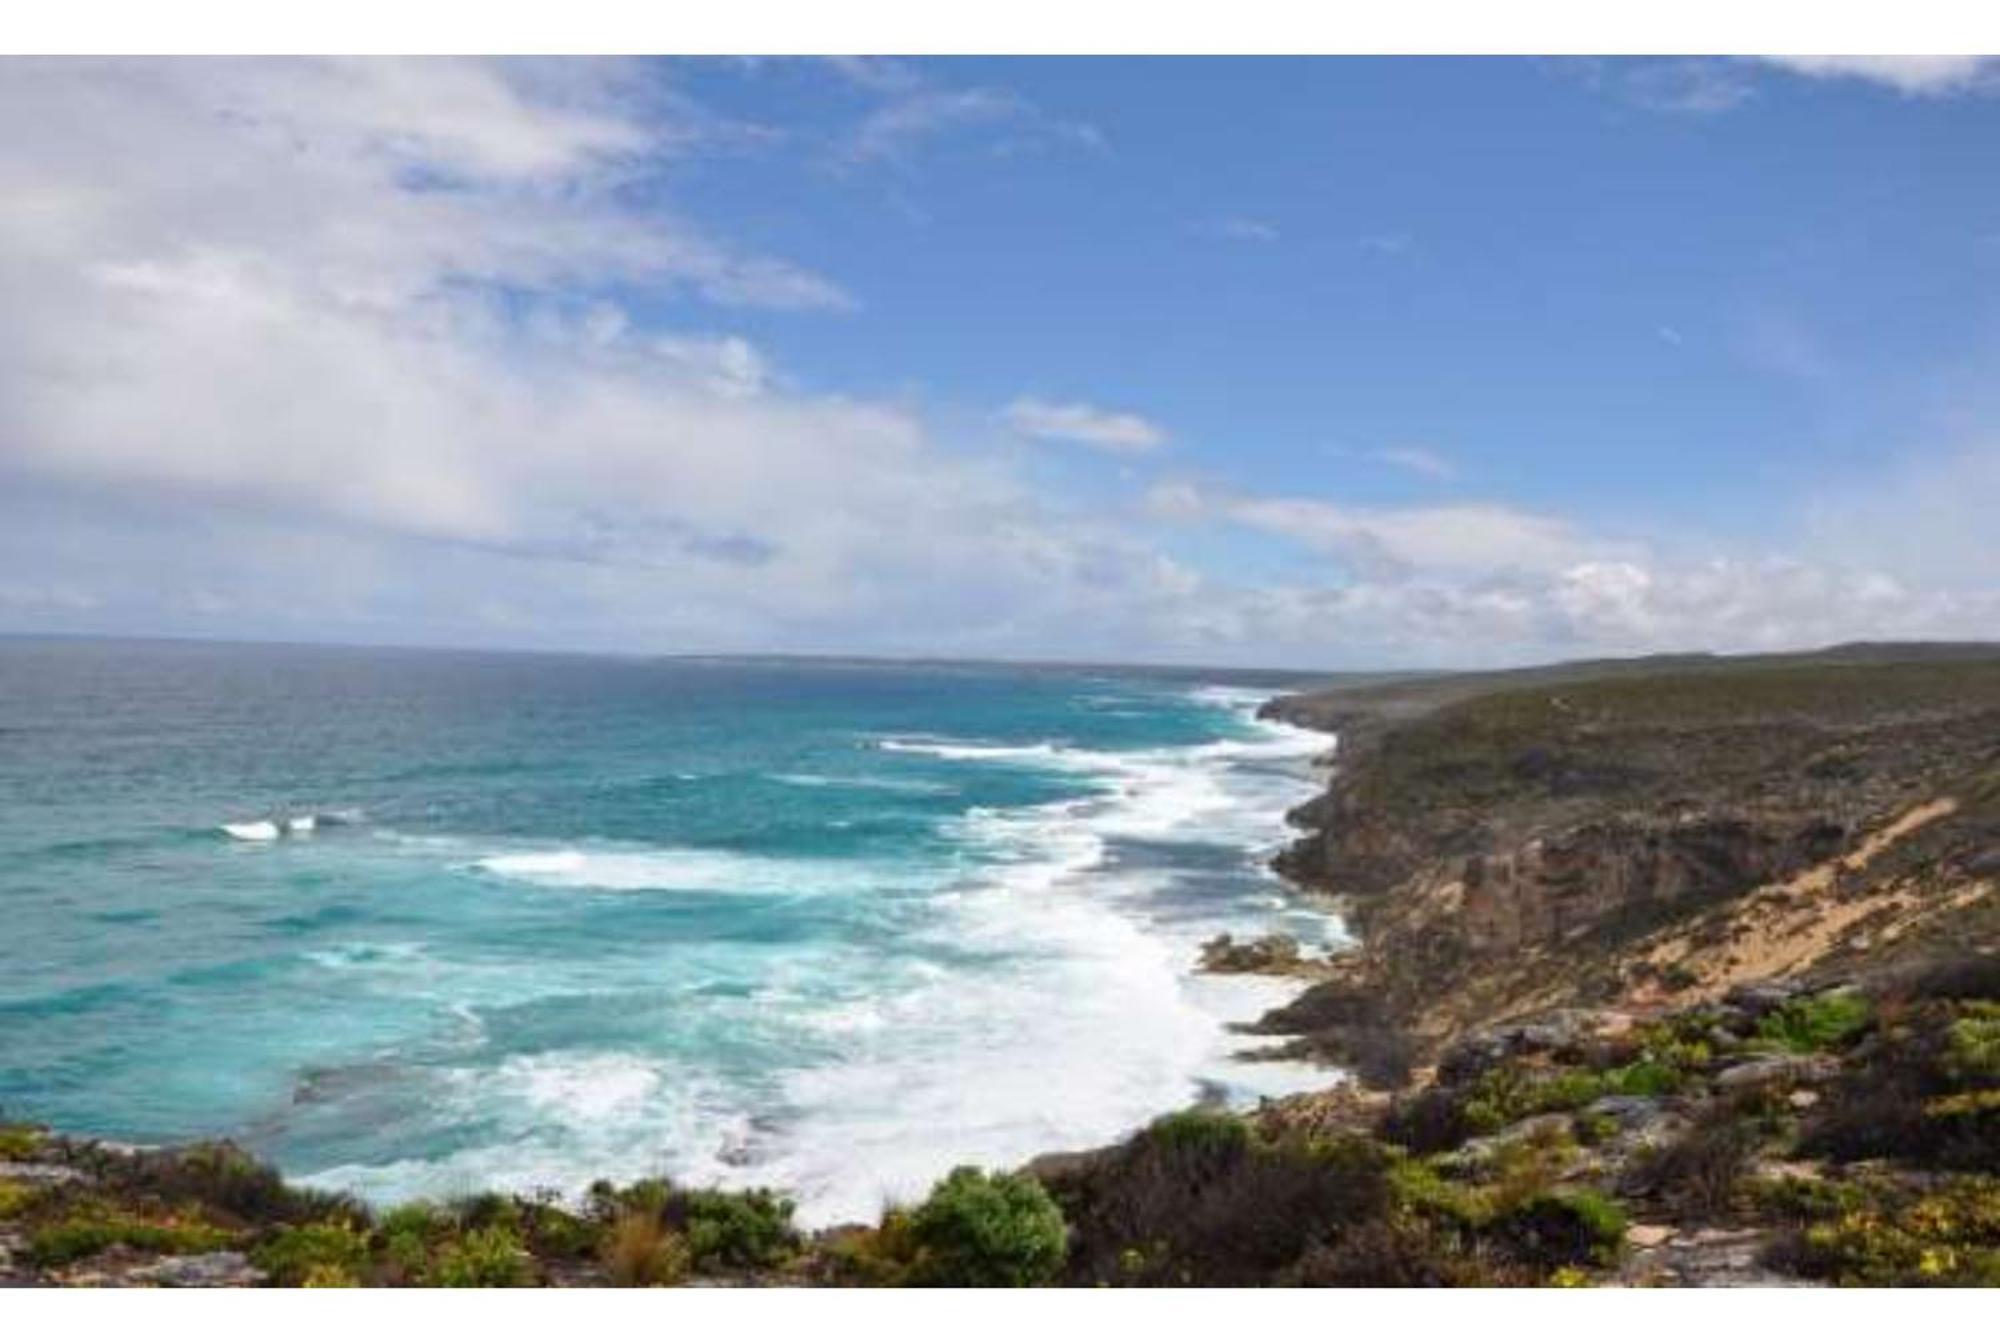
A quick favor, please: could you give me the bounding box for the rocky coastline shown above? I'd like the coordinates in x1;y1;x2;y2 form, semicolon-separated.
6;641;1998;1287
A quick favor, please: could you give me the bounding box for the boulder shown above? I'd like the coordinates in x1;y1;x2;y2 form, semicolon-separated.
1713;1054;1839;1093
127;1252;267;1288
1198;933;1308;975
1725;980;1805;1015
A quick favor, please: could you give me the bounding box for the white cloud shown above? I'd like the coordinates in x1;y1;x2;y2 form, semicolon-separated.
1754;56;1997;97
1198;216;1279;243
1003;398;1168;454
848;87;1024;162
1612;59;1758;114
1218;493;1594;578
1371;446;1457;481
0;57;1185;655
829;61;1102;166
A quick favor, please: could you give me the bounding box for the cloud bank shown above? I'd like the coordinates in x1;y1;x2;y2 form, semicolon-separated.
0;57;1995;669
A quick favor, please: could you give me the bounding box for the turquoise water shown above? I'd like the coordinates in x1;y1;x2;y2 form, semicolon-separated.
0;638;1342;1224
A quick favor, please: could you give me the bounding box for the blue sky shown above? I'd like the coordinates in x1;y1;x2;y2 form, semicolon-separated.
1;56;1997;667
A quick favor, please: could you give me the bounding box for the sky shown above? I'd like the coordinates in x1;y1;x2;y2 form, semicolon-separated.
2;54;1998;669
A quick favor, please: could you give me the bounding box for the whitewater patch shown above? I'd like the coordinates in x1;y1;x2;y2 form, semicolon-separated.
770;772;955;796
295;685;1346;1227
469;846;920;899
220;809;360;841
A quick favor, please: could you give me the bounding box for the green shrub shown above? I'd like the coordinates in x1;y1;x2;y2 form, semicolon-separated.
0;1179;34;1220
1448;1054;1688;1141
1387;1155;1490;1226
28;1210;234;1267
383;1228;433;1284
1146;1108;1253;1160
1778;1177;2000;1286
1753;990;1872;1054
121;1141;356;1226
1488;1188;1627;1269
0;1125;43;1161
1944;1003;2000;1081
588;1177;670;1222
447;1191;521;1232
520;1200;601;1260
1602;1057;1684;1096
252;1220;372;1287
380;1201;449;1243
905;1166;1069;1287
676;1188;800;1272
1745;1174;1871;1222
431;1225;531;1287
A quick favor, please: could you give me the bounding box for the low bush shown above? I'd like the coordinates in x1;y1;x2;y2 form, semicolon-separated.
0;1179;34;1220
0;1125;44;1161
431;1225;531;1287
603;1210;690;1286
1630;1113;1760;1218
1752;990;1872;1054
1486;1189;1627;1270
251;1220;372;1287
817;1207;924;1286
673;1188;800;1272
519;1199;601;1260
1944;1002;2000;1081
28;1209;235;1267
1800;998;2000;1172
119;1141;358;1227
903;1167;1068;1287
1772;1177;2000;1286
1049;1115;1393;1286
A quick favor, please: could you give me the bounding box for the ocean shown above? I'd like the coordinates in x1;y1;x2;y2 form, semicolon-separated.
0;637;1343;1226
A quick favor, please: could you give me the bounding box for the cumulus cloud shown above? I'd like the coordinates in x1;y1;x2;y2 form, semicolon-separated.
0;57;1184;655
1003;398;1168;454
1127;476;2000;666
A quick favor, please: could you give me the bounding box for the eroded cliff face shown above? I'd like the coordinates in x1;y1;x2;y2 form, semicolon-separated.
1253;653;2000;1084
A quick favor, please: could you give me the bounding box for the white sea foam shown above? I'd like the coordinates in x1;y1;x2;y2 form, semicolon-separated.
222;810;358;841
469;846;915;899
771;772;954;796
302;686;1347;1227
876;737;1092;766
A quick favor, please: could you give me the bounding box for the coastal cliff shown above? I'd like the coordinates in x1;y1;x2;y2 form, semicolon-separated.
1253;645;2000;1085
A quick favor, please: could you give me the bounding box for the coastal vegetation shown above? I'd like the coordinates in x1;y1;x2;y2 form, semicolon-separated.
5;966;1996;1286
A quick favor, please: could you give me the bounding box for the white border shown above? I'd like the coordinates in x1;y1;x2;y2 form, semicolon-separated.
0;1281;1981;1337
1;1;1999;57
3;10;1996;1334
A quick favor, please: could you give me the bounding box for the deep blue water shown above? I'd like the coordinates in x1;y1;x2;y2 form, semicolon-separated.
0;638;1341;1223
